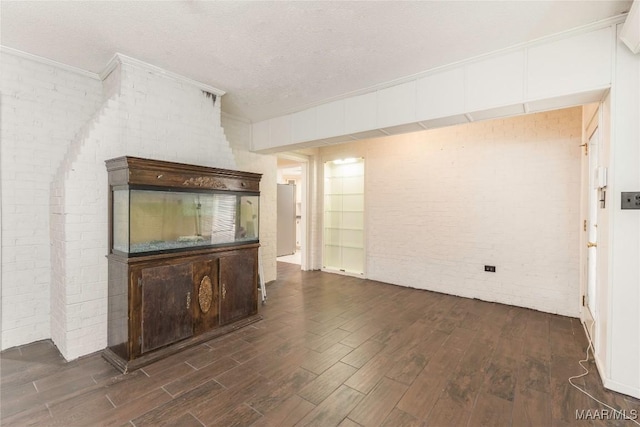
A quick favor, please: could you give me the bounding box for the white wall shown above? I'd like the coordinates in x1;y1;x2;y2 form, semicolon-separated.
0;51;103;349
605;25;640;398
296;148;323;270
222;112;277;283
320;108;583;317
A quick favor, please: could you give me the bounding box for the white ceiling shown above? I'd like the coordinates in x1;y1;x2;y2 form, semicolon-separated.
1;1;632;123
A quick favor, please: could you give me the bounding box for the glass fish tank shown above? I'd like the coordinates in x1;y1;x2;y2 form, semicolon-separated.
112;188;259;255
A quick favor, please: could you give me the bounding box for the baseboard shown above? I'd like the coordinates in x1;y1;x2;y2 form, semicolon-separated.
593;350;607;384
603;377;640;399
580;320;640;400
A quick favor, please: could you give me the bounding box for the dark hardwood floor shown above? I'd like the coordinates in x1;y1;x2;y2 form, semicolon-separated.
2;262;639;426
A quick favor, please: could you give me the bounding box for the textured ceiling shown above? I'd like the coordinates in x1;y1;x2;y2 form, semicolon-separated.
1;1;632;122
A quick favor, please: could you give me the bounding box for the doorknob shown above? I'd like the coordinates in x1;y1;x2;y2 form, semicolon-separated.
587;241;597;248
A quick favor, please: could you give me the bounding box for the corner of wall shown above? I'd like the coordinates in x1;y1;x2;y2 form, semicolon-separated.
222;113;278;283
1;49;103;352
48;55;240;360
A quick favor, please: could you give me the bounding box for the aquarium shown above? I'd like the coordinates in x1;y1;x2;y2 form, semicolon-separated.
112;188;259;255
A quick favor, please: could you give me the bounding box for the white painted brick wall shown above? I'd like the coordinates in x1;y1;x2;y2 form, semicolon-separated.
320;108;582;317
221;113;278;283
1;51;103;350
50;60;238;360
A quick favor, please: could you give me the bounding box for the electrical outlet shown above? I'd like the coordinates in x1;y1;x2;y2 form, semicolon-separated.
621;192;640;209
484;265;496;272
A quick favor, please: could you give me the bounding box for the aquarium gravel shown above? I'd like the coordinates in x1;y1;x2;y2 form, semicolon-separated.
130;239;210;253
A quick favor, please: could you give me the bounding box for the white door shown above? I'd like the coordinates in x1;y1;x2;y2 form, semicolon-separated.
585;127;600;330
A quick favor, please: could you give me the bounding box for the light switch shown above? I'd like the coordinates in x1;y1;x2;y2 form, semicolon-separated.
621;192;640;209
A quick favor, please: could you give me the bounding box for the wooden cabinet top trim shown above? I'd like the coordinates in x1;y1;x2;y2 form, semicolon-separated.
105;156;262;182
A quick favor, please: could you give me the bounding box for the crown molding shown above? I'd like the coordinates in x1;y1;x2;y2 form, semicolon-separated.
0;46;101;80
0;47;227;97
100;53;225;96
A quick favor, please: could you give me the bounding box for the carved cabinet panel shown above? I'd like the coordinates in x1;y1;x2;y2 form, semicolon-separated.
192;259;219;335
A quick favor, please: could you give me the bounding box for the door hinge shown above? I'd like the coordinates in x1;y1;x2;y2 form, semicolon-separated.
138;277;142;288
583;220;587;232
580;143;588;156
582;295;586;306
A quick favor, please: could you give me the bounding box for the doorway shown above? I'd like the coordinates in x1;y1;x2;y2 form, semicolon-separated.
276;156;308;269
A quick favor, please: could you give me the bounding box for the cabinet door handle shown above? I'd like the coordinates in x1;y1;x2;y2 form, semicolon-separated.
186;292;191;310
222;283;227;300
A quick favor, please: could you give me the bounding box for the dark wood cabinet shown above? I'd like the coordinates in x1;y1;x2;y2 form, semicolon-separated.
139;263;193;354
103;157;262;373
220;248;258;325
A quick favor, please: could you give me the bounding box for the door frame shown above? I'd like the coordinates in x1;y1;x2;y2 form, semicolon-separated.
276;152;310;271
580;104;600;343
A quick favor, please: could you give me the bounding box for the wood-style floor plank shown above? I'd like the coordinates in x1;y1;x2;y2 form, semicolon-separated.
2;262;638;427
189;374;267;424
396;327;474;420
385;329;448;385
300;343;354;375
343;353;394;395
298;362;357;405
512;387;552;427
250;394;315;427
0;405;52;427
550;355;594;427
436;334;497;411
340;324;383;349
340;339;385;369
347;377;407;427
381;408;424;427
297;385;364;427
467;393;513;427
484;337;520;402
207;403;262;427
245;366;316;414
129;379;223;426
99;388;173;427
338;418;363;427
425;395;471;427
106;362;194;407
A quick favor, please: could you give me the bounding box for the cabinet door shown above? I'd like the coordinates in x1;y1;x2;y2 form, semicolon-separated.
140;263;193;353
193;259;219;335
219;249;258;325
